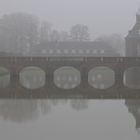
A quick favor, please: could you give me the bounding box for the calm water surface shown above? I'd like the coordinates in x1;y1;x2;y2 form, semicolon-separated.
0;99;139;140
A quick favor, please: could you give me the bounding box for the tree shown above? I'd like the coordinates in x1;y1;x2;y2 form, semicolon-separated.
95;34;125;56
59;31;70;41
39;21;52;43
0;12;39;54
50;29;60;42
70;24;90;41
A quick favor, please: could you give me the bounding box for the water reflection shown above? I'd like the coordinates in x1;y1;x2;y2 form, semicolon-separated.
125;100;140;139
88;66;115;89
0;100;39;122
0;99;89;123
70;100;88;111
125;100;140;130
54;66;81;89
20;67;45;89
0;99;139;139
0;99;139;129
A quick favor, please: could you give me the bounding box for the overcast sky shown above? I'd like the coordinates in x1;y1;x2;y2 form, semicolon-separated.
0;0;140;38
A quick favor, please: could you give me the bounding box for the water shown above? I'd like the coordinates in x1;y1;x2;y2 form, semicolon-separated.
0;68;140;140
0;99;139;140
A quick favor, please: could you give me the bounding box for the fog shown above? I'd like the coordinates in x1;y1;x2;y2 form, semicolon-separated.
0;1;140;140
0;0;139;38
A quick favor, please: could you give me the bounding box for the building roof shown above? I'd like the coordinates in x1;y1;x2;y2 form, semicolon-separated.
126;13;140;38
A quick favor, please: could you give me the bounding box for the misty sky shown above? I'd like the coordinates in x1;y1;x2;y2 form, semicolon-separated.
0;0;140;38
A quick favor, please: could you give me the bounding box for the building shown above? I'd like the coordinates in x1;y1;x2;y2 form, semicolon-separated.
27;41;120;57
125;9;140;88
125;9;140;56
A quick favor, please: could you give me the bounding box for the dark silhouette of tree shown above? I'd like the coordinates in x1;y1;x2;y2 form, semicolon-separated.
70;24;90;41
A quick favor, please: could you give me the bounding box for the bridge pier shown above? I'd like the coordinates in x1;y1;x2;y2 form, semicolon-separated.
45;68;54;88
115;67;124;90
80;66;89;88
10;71;20;89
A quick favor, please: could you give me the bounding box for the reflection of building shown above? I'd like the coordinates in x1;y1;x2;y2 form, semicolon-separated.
125;100;140;129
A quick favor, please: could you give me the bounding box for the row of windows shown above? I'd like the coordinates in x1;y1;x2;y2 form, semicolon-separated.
41;49;105;54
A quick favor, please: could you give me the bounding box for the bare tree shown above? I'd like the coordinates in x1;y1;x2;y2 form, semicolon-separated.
70;24;90;41
59;31;70;41
95;34;125;56
39;21;52;43
0;12;39;54
50;29;60;42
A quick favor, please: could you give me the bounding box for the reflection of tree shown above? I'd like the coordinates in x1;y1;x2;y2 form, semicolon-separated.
38;100;60;115
0;99;64;123
70;100;88;111
0;100;39;122
0;99;89;123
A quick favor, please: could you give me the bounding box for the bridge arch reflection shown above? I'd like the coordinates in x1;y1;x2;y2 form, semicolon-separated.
19;66;46;89
54;66;81;89
88;66;115;89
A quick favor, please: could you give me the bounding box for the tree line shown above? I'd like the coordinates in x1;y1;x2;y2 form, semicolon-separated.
0;12;124;55
0;13;90;52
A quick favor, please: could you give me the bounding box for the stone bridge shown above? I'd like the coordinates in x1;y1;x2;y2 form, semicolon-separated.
0;56;140;99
